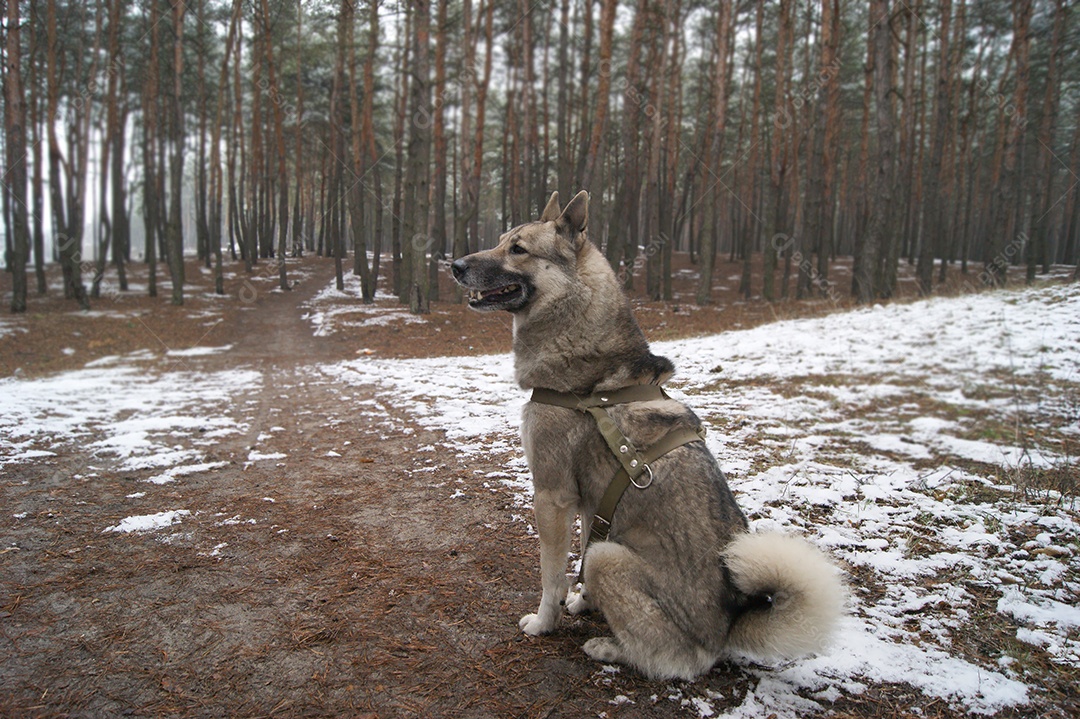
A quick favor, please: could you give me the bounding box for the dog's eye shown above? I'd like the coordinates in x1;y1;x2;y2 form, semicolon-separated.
510;244;528;256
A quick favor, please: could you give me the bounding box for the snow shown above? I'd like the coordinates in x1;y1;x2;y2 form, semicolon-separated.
319;282;1080;716
165;345;233;357
103;509;190;534
0;360;257;471
3;278;1077;715
301;273;426;336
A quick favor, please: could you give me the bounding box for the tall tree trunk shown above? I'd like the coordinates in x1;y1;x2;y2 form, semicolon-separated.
609;0;649;277
580;0;617;236
291;0;305;260
881;0;919;299
27;3;47;295
429;0;449;302
345;0;373;297
5;0;30;312
363;0;383;294
392;2;412;299
141;0;160;298
453;0;476;280
854;0;896;303
404;0;432;314
259;0;289;291
1027;0;1065;283
469;1;494;248
740;0;765;300
644;0;672;301
210;0;241;296
555;0;571;200
329;0;350;290
167;0;187;306
763;0;792;303
985;0;1031;287
918;0;951;295
195;0;209;269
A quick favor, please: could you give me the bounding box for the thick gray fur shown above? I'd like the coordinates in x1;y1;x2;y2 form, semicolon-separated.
451;191;845;680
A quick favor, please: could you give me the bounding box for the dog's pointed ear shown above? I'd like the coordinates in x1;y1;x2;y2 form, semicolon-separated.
558;190;589;242
539;191;561;222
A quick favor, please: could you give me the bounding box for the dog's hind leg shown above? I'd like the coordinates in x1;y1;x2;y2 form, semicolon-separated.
583;541;717;680
519;490;576;635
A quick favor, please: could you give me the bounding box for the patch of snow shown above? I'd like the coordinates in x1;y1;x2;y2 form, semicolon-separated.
104;509;190;534
318;282;1080;716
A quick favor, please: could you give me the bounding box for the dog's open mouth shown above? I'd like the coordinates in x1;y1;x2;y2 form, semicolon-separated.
467;283;524;309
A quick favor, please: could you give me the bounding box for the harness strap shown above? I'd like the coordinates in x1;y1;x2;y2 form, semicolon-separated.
532;385;671;483
588;426;705;544
530;385;707;578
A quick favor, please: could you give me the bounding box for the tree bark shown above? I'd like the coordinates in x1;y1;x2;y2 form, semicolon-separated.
166;0;187;306
404;0;432;314
346;0;373;298
918;0;951;295
985;0;1031;287
1027;0;1065;282
5;0;30;312
854;0;896;303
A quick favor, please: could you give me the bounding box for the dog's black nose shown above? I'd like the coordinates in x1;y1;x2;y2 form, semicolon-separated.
451;258;468;279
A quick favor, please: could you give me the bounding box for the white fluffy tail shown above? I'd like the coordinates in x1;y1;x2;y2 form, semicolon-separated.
723;532;845;659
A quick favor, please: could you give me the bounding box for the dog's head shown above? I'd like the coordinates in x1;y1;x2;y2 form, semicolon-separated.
450;191;590;313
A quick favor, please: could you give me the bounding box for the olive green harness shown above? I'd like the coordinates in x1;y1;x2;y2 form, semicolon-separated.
529;384;706;556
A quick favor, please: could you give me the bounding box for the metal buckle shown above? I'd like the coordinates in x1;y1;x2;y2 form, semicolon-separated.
630;463;653;490
589;515;611;542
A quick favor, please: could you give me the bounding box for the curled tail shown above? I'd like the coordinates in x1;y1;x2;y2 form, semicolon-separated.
723;532;846;659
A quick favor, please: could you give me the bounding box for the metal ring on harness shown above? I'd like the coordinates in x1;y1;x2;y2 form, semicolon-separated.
630;463;653;489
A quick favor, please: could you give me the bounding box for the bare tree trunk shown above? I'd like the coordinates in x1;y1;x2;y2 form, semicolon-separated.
739;0;765;300
469;1;494;248
429;0;449;302
610;0;649;277
918;0;951;295
854;0;896;303
166;0;187;306
661;0;683;302
210;0;241;296
985;0;1031;287
453;0;476;278
403;0;433;314
580;0;617;208
763;0;792;303
363;0;383;294
141;0;160;298
393;2;412;299
645;0;673;301
195;0;209;269
555;0;571;199
345;0;373;297
5;0;30;312
27;4;46;295
1027;0;1065;282
291;0;305;260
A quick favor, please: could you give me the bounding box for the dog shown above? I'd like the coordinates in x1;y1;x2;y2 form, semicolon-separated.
451;190;844;680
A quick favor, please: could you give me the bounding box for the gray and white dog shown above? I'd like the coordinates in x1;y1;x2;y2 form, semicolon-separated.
451;190;844;680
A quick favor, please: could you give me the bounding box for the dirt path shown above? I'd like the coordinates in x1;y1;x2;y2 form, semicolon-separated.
7;259;1064;718
3;263;732;718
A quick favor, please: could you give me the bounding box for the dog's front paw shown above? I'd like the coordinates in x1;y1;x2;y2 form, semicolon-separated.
519;613;555;636
583;637;624;663
566;590;594;615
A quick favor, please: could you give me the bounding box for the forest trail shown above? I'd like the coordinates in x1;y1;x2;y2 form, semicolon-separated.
0;260;640;718
2;259;1077;718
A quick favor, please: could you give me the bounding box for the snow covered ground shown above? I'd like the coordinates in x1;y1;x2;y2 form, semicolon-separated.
300;272;425;337
321;282;1080;717
2;278;1077;716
